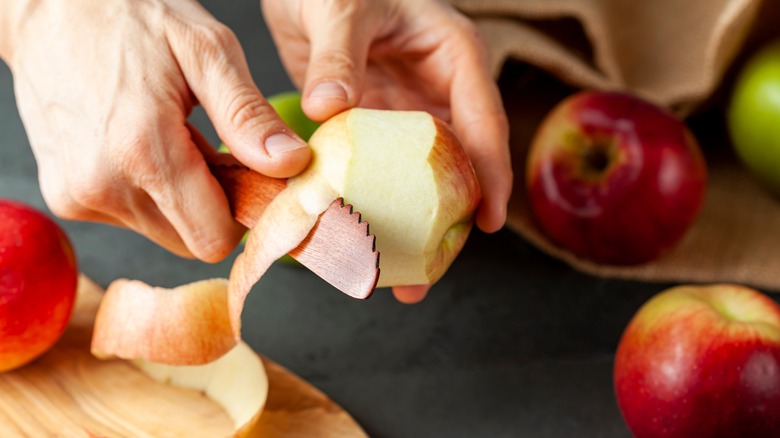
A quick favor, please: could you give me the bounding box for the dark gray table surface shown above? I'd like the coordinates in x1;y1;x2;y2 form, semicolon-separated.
2;3;768;438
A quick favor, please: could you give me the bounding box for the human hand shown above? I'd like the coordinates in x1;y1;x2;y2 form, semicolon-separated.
1;0;311;261
263;0;512;303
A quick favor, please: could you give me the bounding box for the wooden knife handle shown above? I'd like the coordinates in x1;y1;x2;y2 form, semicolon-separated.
208;159;287;229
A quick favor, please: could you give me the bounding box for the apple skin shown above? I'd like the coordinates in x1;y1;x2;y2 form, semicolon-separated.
526;91;707;265
0;199;78;372
614;284;780;438
92;278;237;365
267;90;320;142
728;40;780;197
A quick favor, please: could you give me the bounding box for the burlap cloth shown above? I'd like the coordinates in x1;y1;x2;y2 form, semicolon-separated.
449;0;780;291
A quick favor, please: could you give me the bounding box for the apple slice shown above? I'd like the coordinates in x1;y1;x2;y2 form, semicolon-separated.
91;278;237;365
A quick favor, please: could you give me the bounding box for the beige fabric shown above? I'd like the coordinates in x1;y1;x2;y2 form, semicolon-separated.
451;0;762;112
450;0;780;291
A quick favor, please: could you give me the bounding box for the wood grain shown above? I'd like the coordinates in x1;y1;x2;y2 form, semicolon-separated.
0;275;367;437
208;159;287;229
288;199;379;300
253;359;369;438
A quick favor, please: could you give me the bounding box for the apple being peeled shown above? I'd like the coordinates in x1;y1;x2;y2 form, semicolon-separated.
302;108;481;287
614;284;780;438
229;108;480;324
0;199;78;372
526;91;707;265
728;40;780;197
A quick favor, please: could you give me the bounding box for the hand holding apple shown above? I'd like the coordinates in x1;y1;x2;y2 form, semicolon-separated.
0;199;78;372
614;284;780;438
526;91;707;265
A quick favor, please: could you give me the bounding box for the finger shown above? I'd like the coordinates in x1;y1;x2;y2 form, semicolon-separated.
120;191;196;260
447;17;513;233
392;285;431;304
167;20;311;178
42;162;195;259
138;124;247;263
298;2;374;121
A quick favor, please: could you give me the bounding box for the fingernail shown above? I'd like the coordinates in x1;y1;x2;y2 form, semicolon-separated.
264;133;307;156
309;81;348;101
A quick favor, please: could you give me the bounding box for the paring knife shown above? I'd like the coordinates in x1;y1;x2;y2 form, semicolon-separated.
208;155;379;300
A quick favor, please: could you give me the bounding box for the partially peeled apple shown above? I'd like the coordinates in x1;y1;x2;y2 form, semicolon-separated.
93;108;481;367
302;108;481;287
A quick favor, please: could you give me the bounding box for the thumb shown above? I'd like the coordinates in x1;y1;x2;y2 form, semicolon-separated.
299;3;374;121
170;22;311;178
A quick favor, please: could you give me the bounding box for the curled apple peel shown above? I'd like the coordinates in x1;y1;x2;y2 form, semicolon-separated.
228;173;337;333
91;278;237;365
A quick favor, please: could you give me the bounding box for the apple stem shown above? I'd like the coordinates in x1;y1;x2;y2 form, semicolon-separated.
583;144;611;174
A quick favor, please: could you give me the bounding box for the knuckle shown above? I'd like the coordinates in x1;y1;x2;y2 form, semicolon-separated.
448;14;489;57
173;20;243;80
313;48;357;76
116;133;171;194
68;175;112;212
66;158;121;211
42;189;80;220
189;230;235;262
196;22;241;57
35;166;74;219
225;88;274;132
447;8;480;37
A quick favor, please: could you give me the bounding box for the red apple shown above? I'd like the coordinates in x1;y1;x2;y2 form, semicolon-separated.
526;91;707;265
0;199;78;371
614;284;780;438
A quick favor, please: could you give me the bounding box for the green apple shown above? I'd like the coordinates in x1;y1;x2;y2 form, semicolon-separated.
728;40;780;197
267;90;320;141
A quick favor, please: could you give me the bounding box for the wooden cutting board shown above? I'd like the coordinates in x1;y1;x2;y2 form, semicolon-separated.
0;275;368;438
